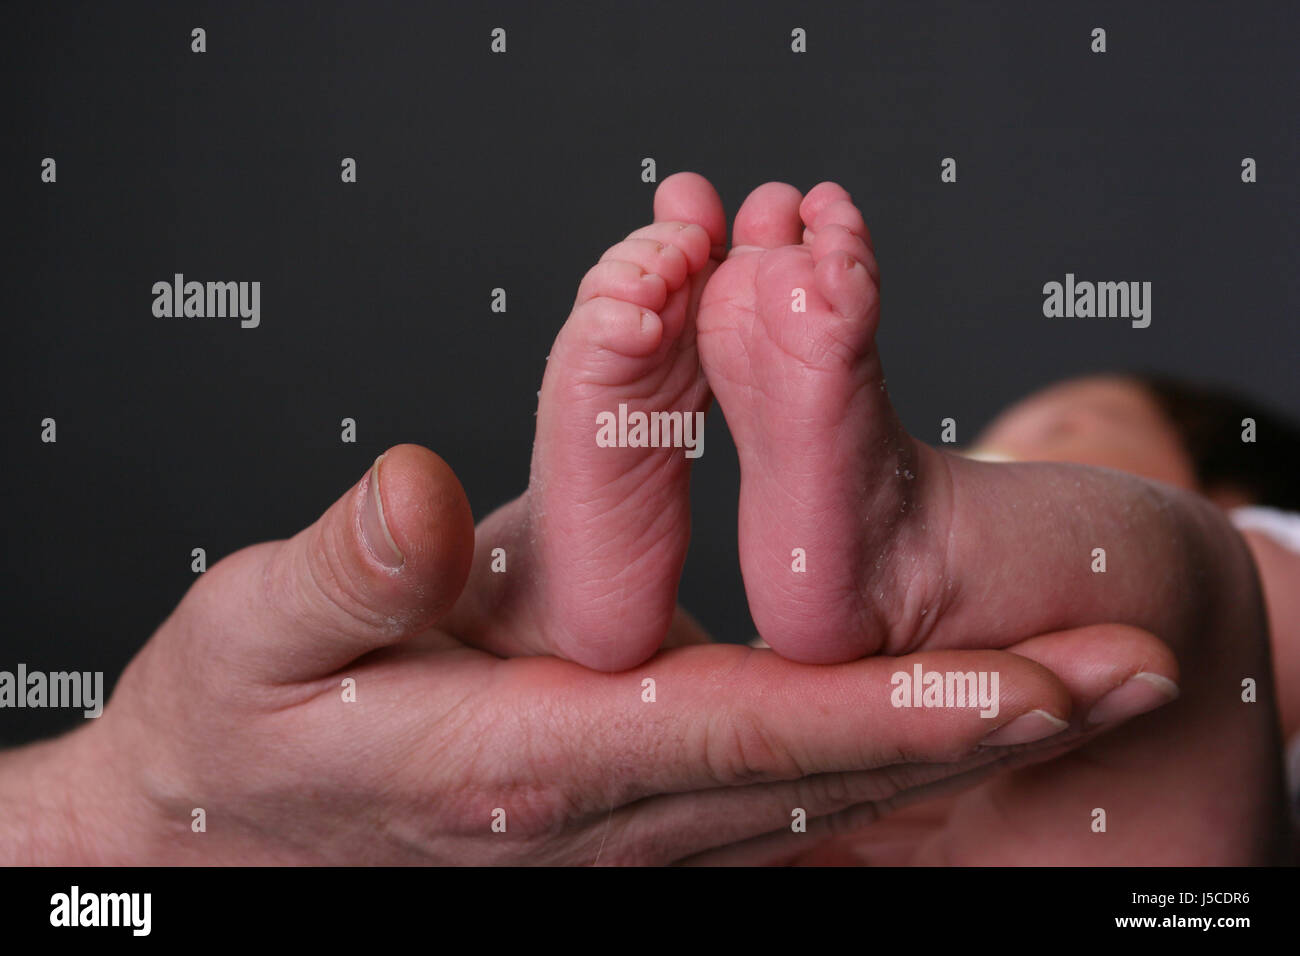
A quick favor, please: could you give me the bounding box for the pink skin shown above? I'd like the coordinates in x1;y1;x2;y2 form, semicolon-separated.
694;179;1285;862
2;173;1256;864
439;173;1280;864
690;179;1285;862
0;444;1172;865
445;173;728;671
697;180;930;662
972;375;1300;740
526;219;713;669
971;376;1200;490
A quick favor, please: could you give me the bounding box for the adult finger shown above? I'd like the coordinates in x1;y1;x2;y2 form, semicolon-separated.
176;444;475;684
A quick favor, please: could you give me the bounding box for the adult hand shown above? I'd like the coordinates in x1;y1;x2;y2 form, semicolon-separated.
0;445;1161;865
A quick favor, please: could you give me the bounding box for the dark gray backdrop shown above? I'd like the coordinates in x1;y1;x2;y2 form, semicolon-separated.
4;0;1297;744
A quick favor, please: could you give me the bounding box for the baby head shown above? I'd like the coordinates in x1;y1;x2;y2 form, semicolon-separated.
972;374;1300;512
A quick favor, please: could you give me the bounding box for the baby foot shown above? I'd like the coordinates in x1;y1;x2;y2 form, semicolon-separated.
697;181;950;662
482;173;726;670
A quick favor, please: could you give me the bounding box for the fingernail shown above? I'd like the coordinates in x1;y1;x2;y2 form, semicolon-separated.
361;454;404;569
979;709;1070;747
963;445;1018;463
1085;672;1179;726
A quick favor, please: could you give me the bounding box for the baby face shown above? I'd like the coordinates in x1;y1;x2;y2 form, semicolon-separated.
972;376;1199;490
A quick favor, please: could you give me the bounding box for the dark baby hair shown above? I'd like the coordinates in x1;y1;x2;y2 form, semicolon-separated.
1139;375;1300;512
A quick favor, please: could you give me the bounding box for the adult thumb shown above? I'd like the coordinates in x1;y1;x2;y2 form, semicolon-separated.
180;444;475;684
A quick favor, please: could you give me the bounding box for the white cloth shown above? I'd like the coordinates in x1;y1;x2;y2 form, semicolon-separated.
1233;507;1300;820
1230;506;1300;554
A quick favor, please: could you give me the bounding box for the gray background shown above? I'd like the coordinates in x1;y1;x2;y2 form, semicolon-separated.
3;0;1297;744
